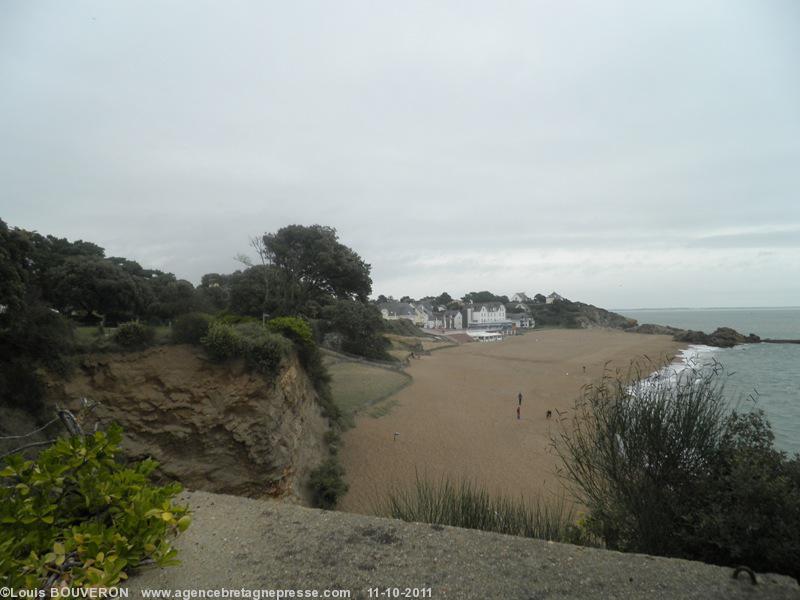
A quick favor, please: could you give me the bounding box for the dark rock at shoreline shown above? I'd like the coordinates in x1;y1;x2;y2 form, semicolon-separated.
673;327;761;348
626;323;685;336
627;323;761;348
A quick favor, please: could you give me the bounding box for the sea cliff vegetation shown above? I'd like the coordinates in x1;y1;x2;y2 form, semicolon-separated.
0;219;389;419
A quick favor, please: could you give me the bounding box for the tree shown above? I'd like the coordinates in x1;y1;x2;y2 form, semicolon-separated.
462;291;507;304
322;299;390;360
400;296;414;303
435;292;452;306
533;293;547;304
196;273;230;313
376;294;389;303
0;219;31;315
145;274;197;321
235;236;273;320
228;266;282;317
0;220;74;413
48;256;141;324
263;225;372;314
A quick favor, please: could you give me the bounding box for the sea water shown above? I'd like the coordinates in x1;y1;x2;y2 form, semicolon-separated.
616;307;800;456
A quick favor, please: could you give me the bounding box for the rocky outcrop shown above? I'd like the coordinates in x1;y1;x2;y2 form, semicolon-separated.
626;323;685;336
673;327;761;348
45;345;330;503
528;300;638;329
627;324;762;348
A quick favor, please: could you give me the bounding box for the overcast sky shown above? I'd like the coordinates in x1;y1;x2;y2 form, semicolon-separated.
2;1;799;308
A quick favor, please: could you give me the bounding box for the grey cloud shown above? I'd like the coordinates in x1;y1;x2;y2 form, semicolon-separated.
1;0;799;307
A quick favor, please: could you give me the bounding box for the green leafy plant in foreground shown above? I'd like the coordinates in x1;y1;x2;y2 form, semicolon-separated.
0;425;189;588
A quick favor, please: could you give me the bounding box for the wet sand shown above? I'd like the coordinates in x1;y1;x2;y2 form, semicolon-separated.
338;329;684;513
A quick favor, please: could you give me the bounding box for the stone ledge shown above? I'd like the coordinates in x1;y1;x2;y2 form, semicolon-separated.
127;491;799;599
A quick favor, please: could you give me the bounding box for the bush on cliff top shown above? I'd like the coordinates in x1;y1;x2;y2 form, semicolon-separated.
201;321;292;377
112;321;156;349
235;323;292;376
201;321;241;360
171;312;213;345
0;425;189;588
554;362;800;581
267;317;337;421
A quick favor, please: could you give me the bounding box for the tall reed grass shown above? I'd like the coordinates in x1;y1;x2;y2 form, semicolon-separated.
377;473;591;545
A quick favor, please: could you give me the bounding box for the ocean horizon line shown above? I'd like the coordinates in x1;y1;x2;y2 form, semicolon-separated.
613;306;800;312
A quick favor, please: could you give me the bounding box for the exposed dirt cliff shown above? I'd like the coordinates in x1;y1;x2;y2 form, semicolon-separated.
45;344;330;504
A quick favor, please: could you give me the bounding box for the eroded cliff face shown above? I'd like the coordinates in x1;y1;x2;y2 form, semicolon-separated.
45;345;330;504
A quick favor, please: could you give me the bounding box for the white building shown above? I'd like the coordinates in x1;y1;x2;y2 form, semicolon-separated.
510;292;531;303
463;302;508;327
507;313;535;329
443;310;463;330
378;302;427;326
545;292;565;304
425;312;444;329
467;330;504;342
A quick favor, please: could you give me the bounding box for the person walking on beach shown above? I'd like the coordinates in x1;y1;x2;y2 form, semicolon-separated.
516;405;521;420
518;392;522;406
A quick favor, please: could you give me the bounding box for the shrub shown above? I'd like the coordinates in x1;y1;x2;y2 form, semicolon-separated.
201;321;241;361
267;317;335;420
267;316;315;348
238;328;291;376
171;312;213;345
379;473;587;544
0;425;189;588
308;457;348;510
112;321;156;349
0;306;74;414
554;362;800;580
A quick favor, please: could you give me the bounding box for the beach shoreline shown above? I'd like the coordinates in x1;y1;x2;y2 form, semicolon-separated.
338;328;686;514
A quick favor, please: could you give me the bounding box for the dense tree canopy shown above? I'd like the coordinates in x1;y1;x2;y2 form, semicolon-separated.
461;291;509;304
322;299;390;360
264;225;372;312
0;219;31;314
48;256;142;323
0;220;74;412
435;292;452;305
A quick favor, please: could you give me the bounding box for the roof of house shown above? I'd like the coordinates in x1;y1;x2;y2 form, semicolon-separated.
378;302;417;316
506;312;529;319
472;302;505;310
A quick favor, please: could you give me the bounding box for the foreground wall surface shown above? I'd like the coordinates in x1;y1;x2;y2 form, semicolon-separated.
128;491;799;600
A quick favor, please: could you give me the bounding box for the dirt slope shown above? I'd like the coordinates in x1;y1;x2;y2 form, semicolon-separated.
45;344;330;503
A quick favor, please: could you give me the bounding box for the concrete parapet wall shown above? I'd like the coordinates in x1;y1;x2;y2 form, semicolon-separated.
128;491;799;599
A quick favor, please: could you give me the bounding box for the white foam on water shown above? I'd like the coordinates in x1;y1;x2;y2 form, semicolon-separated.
631;344;721;395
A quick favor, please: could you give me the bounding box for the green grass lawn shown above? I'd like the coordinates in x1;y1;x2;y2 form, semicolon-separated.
326;360;411;428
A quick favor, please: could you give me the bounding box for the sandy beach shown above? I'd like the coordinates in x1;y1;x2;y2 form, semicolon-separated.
339;329;684;514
